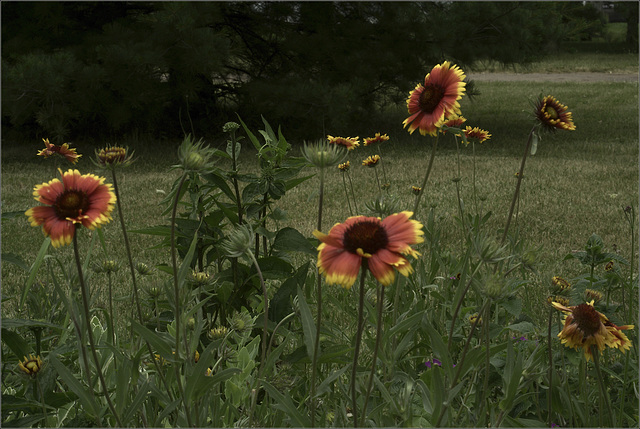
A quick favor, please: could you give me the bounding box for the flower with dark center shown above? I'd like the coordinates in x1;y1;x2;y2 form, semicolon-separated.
403;61;466;136
313;211;424;288
37;138;82;164
26;169;116;247
552;300;634;360
534;95;576;132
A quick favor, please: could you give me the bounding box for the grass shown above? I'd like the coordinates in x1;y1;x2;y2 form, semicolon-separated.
2;80;638;324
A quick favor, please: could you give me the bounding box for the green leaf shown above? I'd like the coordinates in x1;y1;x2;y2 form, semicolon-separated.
503;321;535;334
262;380;311;427
297;287;317;360
1;318;62;330
49;354;98;416
422;318;455;381
530;131;538;155
1;253;30;271
272;227;317;255
202;171;237;202
1;329;33;361
237;115;263;151
130;319;174;361
21;237;50;309
122;381;151;424
1;210;27;220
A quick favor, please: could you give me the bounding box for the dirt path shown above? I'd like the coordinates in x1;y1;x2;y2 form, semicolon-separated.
467;71;638;83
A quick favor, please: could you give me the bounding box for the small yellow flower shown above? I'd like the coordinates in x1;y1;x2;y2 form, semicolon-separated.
18;354;44;376
338;161;350;172
552;276;571;292
411;186;422;195
463;126;491;143
585;289;603;303
534;95;576;132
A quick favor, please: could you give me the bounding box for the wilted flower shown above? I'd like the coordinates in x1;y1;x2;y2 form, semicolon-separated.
37;138;82;164
552;300;634;361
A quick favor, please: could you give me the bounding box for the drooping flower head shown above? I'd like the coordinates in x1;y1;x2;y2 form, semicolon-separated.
362;154;381;167
552;300;634;361
37;138;82;164
463;126;491;143
403;61;466;136
363;133;390;147
327;135;360;151
534;95;576;132
313;211;424;289
25;169;116;247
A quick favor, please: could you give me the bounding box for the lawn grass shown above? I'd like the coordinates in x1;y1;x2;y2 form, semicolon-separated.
2;74;638;327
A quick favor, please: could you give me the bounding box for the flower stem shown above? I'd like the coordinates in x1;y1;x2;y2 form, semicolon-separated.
448;262;483;351
501;126;536;245
591;345;614;427
361;284;385;427
311;166;325;427
341;174;354;216
73;232;123;427
547;308;554;427
106;271;115;344
351;268;368;428
347;171;359;214
169;173;194;428
111;169;174;402
436;299;490;427
413;134;439;216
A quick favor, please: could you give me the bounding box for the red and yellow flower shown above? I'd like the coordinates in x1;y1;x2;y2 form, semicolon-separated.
441;114;467;135
463;126;491;143
362;154;380;167
327;135;360;151
403;61;466;136
338;161;350;172
363;133;390;147
26;169;116;248
534;95;576;131
37;138;82;164
552;300;634;361
313;211;424;288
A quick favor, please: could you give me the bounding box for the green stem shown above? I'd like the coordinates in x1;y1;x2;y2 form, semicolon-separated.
169;173;193;428
73;232;123;427
106;271;115;345
436;300;490;427
448;262;483;351
361;285;385;427
501;126;536;245
351;268;367;428
547;308;554;427
347;171;359;214
413;134;439;216
311;167;325;427
248;250;269;427
472;140;478;215
373;167;381;194
341;173;354;216
591;345;614;427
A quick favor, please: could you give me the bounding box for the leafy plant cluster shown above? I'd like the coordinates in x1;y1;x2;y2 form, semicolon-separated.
1;110;638;428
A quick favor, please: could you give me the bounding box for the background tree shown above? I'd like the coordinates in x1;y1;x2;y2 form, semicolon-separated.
1;1;624;144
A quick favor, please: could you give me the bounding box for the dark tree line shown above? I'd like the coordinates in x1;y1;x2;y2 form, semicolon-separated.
2;1;630;144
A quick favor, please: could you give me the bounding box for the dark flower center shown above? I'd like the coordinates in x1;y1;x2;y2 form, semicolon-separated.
55;190;90;220
545;106;559;119
419;84;445;113
343;220;388;256
573;304;601;337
